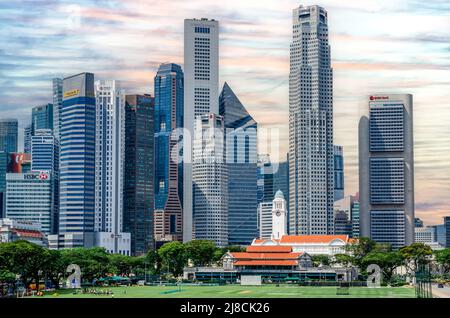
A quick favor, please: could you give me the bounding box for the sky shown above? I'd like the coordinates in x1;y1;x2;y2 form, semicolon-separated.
0;0;449;225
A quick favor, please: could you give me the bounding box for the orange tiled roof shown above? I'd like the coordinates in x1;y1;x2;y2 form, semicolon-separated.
279;235;349;244
230;252;302;260
253;238;279;244
12;229;44;239
246;245;292;253
235;260;298;266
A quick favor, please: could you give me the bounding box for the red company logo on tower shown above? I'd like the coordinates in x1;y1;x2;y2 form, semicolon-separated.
39;172;49;180
370;95;389;101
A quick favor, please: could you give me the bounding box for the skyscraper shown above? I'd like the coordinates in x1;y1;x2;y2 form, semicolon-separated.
31;103;53;135
24;124;32;154
289;5;334;235
334;145;344;201
445;216;450;247
94;80;130;255
123;94;154;255
31;129;59;234
53;72;96;248
183;18;219;242
52;78;63;142
154;63;184;242
257;154;274;205
0;151;7;218
31;129;58;172
359;94;414;249
0;119;18;153
6;171;53;235
193;113;228;247
219;82;258;245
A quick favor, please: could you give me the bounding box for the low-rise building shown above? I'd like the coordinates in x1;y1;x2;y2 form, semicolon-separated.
184;244;355;283
252;235;355;256
0;218;47;247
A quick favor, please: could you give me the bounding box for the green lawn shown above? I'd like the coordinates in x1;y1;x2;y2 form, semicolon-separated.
36;285;416;298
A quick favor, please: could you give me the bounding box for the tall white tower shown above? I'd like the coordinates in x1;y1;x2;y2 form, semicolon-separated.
94;80;130;255
183;18;219;242
192;113;228;247
359;94;414;249
272;190;287;240
289;5;334;235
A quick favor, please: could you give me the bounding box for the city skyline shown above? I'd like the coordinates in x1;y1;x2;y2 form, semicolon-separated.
0;0;449;225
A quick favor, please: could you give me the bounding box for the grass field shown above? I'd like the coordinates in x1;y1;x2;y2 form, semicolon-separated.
37;285;416;298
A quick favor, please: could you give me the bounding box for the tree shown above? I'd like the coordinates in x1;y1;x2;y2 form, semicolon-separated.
435;248;450;274
361;251;403;283
399;243;433;272
344;237;376;267
146;249;162;275
0;240;48;289
60;247;111;283
185;240;219;267
332;253;354;267
41;249;66;289
311;254;331;267
157;241;188;277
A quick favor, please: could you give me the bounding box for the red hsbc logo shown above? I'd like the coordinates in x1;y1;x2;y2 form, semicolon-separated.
370;96;389;100
39;173;48;180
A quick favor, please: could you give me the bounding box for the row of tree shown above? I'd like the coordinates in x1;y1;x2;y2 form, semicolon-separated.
313;238;450;283
0;240;244;288
1;238;450;288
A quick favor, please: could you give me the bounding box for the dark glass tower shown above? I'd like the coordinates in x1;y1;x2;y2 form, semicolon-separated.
154;63;184;242
0;119;18;153
31;103;53;134
124;94;154;255
219;82;258;245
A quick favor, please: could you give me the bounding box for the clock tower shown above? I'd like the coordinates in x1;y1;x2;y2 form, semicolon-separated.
272;190;287;240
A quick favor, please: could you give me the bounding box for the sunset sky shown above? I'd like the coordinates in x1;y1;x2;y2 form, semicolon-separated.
0;0;449;225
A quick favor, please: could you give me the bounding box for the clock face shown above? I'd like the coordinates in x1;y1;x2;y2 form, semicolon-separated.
276;211;281;217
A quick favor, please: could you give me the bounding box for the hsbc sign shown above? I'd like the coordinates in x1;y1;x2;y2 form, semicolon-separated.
23;172;50;181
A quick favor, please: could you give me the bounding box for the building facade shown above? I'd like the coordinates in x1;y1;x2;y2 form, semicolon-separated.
123;94;154;255
220;82;258;245
359;94;414;249
52;78;63;142
192;113;228;247
0;218;47;247
183;18;219;242
334;145;344;201
5;172;53;235
445;217;450;248
24;124;32;154
0;119;18;153
94;80;130;255
289;5;334;235
258;201;273;240
154;63;184;242
54;72;96;248
272;190;287;240
31;103;53;135
0;152;7;218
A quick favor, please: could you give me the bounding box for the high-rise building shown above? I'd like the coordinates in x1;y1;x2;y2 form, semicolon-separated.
414;226;436;244
52;78;63;142
192;113;228;247
31;129;59;234
414;218;424;228
94;80;130;255
289;5;334;235
258;201;273;240
123;94;154;255
7;153;31;173
0;119;18;153
219;82;258;245
351;195;360;238
31;103;53;135
431;224;446;247
5;171;52;235
334;145;344;201
52;72;96;249
154;63;184;242
0;152;7;218
445;216;450;247
183;18;219;242
359;94;414;249
31;129;58;172
24;124;32;154
257;154;274;204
